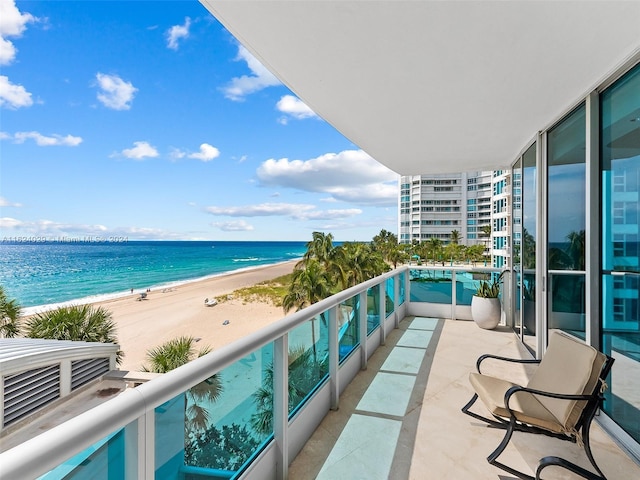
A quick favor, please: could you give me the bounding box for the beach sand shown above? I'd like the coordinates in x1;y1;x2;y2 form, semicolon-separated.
93;261;297;371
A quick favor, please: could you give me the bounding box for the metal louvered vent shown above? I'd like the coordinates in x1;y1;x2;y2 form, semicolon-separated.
3;365;60;427
71;358;110;390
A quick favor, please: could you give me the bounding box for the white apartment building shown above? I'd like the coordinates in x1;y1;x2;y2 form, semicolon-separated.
399;170;512;269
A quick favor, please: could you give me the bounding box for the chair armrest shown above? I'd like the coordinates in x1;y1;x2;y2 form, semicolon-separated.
503;385;594;418
476;354;540;374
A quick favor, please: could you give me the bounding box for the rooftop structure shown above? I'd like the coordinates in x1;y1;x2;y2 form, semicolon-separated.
0;338;119;436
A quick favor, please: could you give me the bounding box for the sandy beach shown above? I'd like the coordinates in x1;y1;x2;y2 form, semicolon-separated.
93;261;297;371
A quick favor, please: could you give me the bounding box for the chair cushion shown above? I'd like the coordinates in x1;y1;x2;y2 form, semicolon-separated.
528;331;606;430
469;372;564;433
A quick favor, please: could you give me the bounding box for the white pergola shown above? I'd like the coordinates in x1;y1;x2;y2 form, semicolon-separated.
200;0;640;175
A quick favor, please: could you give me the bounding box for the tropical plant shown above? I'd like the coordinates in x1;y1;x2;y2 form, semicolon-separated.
450;229;462;244
250;345;327;435
444;241;464;264
566;229;585;270
0;285;22;338
301;231;335;270
283;259;332;359
283;232;390;360
426;237;442;263
185;423;260;471
372;229;402;266
26;304;123;363
521;227;536;269
474;271;505;298
334;241;388;289
284;259;332;311
142;335;222;433
466;244;486;265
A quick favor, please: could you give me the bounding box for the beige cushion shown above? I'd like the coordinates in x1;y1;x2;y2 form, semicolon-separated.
468;331;606;434
469;372;564;433
528;331;605;430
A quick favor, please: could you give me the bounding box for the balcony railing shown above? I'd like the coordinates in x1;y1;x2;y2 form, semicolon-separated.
0;265;505;479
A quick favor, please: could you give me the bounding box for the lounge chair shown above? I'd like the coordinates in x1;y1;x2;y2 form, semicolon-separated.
461;330;614;480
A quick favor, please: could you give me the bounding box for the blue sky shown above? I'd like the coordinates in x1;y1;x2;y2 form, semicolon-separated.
0;1;399;242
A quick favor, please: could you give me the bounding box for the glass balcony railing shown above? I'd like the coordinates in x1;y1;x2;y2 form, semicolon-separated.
0;265;503;479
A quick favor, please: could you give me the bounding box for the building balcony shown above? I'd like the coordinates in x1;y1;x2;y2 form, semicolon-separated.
1;267;638;479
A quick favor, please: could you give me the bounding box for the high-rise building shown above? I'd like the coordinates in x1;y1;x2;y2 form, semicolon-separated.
399;170;510;267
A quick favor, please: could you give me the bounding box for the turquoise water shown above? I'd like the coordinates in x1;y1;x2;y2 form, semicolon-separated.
0;241;306;311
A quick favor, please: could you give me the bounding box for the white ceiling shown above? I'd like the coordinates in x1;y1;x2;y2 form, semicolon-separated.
200;1;640;175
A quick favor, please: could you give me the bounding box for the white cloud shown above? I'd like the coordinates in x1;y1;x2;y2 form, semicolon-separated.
276;95;317;121
0;217;23;228
206;203;316;217
170;143;220;162
188;143;220;161
0;197;22;207
95;73;137;110
0;217;183;240
214;220;254;232
166;17;191;50
0;0;36;65
169;147;186;160
222;45;280;101
205;202;362;223
292;208;362;221
13;131;82;146
120;141;159;160
0;75;32;109
256;149;399;206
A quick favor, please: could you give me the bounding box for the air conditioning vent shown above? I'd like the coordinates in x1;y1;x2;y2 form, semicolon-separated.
3;365;60;427
71;358;110;390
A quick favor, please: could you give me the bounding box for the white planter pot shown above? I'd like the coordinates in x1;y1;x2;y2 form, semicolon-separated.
471;296;501;330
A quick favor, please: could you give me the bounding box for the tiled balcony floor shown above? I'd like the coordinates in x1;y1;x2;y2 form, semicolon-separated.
289;317;640;479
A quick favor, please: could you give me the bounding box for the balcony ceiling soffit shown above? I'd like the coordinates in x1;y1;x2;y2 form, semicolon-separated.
200;1;640;175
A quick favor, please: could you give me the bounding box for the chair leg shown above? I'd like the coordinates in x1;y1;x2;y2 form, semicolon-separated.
488;417;535;480
536;456;604;480
582;415;607;479
461;393;509;429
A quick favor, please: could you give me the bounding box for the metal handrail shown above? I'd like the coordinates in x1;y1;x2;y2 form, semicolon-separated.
0;268;401;479
0;264;502;478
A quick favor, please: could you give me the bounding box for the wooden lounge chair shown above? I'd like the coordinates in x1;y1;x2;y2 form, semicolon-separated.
461;330;614;480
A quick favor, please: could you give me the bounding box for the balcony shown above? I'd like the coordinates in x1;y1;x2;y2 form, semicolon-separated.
1;267;638;479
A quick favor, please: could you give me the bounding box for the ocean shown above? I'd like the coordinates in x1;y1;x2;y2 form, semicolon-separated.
0;240;307;313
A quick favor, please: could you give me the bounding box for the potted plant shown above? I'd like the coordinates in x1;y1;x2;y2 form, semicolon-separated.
471;272;504;329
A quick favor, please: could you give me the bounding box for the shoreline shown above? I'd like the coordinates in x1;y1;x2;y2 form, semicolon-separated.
20;259;301;316
66;260;297;372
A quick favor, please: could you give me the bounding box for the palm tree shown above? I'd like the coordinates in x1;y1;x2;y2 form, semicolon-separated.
301;231;334;269
0;286;22;338
566;229;585;270
331;242;388;290
372;229;400;265
283;259;332;359
26;304;123;364
251;345;325;435
450;229;462;245
521;227;536;270
143;336;223;433
427;237;443;264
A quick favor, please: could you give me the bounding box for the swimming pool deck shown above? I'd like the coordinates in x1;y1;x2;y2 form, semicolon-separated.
289;317;640;479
